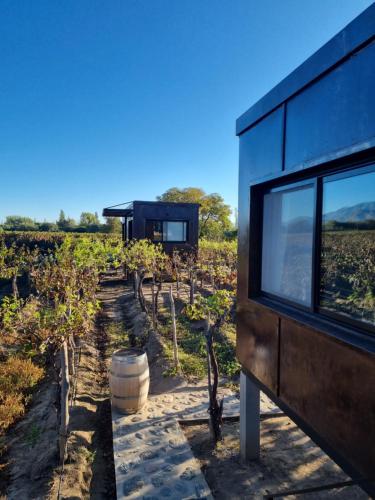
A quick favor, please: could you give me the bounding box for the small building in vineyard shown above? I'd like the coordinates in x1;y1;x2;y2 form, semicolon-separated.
102;200;199;253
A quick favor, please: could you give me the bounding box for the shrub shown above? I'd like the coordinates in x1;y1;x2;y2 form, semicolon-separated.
0;357;44;431
0;393;24;430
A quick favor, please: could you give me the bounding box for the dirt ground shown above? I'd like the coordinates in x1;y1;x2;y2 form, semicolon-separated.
48;271;126;499
2;271;371;499
184;420;370;499
1;271;128;500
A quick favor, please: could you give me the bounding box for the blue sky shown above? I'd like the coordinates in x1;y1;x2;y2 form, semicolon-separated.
324;170;375;214
0;0;373;222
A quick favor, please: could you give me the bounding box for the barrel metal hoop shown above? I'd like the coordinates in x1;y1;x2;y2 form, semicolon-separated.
112;392;149;400
109;368;149;379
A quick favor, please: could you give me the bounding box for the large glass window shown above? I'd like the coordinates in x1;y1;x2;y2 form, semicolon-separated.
259;163;375;332
145;220;187;242
163;221;187;242
320;168;375;327
261;183;315;306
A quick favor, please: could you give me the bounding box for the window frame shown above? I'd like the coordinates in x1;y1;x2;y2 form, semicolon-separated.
256;162;375;336
145;219;188;243
260;178;317;313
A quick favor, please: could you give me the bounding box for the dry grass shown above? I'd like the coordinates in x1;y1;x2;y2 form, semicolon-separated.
0;357;44;430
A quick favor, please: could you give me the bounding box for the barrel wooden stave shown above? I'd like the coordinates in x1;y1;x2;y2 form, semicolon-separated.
109;348;150;414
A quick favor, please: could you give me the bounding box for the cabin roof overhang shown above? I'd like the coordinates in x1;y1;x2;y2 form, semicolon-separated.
102;208;133;217
236;3;375;136
102;200;200;218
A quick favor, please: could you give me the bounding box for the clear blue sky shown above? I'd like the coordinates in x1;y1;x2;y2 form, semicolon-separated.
324;170;375;214
0;0;373;222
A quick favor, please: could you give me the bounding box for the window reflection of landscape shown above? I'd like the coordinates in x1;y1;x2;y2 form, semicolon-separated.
261;184;314;306
145;220;187;242
320;167;375;327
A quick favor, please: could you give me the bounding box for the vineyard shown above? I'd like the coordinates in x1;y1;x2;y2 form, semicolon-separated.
320;229;375;325
0;231;238;497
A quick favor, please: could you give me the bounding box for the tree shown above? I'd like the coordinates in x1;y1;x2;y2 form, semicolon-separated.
58;210;66;226
3;216;37;231
79;212;100;227
57;210;76;231
157;187;233;240
104;217;122;233
185;290;233;443
38;221;59;232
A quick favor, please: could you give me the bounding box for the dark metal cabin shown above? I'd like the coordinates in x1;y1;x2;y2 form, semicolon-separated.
103;200;199;253
236;4;375;494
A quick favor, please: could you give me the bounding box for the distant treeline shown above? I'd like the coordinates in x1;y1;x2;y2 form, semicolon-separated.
0;210;122;234
323;219;375;231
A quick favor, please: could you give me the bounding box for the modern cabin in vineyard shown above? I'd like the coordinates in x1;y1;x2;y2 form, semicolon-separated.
102;200;199;253
236;4;375;496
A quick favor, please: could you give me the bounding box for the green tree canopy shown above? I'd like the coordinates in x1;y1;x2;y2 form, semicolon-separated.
157;187;233;240
104;217;122;233
79;212;100;227
3;216;37;231
57;210;76;230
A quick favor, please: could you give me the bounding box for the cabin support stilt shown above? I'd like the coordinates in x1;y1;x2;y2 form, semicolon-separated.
240;371;260;461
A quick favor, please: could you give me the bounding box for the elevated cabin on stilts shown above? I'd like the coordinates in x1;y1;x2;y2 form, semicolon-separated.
236;4;375;497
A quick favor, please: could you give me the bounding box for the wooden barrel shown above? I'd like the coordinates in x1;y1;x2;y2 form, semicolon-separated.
109;348;149;414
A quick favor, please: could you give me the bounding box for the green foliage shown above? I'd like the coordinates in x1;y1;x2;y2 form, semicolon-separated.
161;315;239;379
104;216;122;233
79;212;100;226
185;290;234;324
3;216;37;232
157;187;234;240
198;239;237;288
123;239;167;276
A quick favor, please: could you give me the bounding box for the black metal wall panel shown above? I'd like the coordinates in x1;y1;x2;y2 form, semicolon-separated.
236;7;375;492
239;106;284;183
285;41;375;171
132;202;199;252
237;107;284;302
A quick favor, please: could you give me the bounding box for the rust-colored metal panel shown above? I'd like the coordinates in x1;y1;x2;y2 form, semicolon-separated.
236;301;279;393
279;318;375;479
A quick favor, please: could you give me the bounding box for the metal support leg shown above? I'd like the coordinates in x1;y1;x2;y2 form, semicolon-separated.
240;371;260;461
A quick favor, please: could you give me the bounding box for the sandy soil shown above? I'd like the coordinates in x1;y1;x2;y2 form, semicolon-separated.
48;271;127;499
184;420;370;499
1;270;128;500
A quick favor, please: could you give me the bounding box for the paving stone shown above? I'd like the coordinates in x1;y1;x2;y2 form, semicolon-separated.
112;386;277;499
181;466;198;480
140;450;159;461
151;473;165;487
159;486;173;497
122;476;144;496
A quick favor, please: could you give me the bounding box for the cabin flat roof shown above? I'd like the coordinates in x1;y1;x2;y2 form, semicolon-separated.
102;200;200;217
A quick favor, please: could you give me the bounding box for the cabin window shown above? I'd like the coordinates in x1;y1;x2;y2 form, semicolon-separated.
259;162;375;332
261;182;315;306
320;167;375;327
146;220;187;242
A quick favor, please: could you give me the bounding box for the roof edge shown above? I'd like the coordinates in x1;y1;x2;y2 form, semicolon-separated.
236;3;375;136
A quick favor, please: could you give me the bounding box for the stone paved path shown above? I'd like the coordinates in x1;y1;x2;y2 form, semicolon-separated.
112;385;278;499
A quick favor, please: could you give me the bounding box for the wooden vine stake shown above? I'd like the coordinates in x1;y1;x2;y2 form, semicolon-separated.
169;286;180;373
205;317;223;443
59;340;70;463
